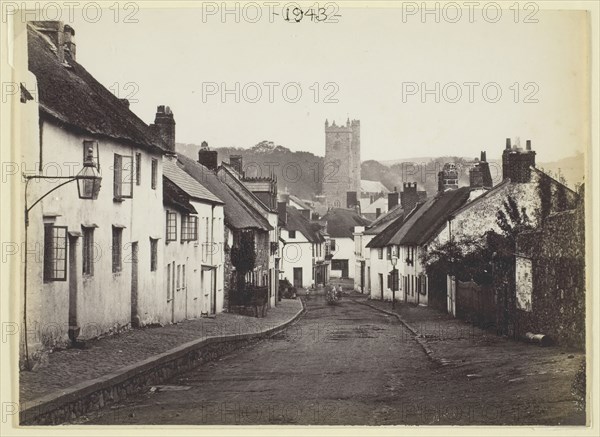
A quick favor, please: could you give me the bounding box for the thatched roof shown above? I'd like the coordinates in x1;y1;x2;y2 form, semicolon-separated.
28;24;166;154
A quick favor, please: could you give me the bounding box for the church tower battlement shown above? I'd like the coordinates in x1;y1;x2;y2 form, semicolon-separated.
323;118;361;208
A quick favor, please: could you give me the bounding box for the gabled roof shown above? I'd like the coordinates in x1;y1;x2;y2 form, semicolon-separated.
365;204;406;236
531;167;579;196
176;154;272;232
321;208;371;238
284;206;324;244
362;196;388;214
288;195;312;211
163;159;223;204
366;205;419;248
27;24;166;154
218;164;275;213
163;177;197;214
361;180;390;193
449;179;510;218
368;187;472;247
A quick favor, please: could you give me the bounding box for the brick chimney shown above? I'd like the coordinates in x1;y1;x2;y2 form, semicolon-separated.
502;138;536;183
63;24;76;61
230;155;243;176
438;163;459;192
401;182;419;212
151;105;176;152
31;21;68;63
278;201;288;225
346;191;358;209
279;192;290;204
388;187;399;210
198;141;218;171
470;151;493;188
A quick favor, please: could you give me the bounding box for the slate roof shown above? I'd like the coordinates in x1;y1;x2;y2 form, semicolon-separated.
163;177;197;214
362;196;388;214
367;187;472;248
163;159;223;204
27;24;166;154
361;180;390;193
364;204;406;236
218;164;275;213
284;206;324;244
321;208;371;239
288;195;312;211
176;154;271;231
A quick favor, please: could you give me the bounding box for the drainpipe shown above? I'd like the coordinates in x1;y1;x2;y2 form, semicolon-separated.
211;204;215;313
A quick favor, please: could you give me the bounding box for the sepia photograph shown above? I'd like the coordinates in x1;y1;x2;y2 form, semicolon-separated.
0;0;597;433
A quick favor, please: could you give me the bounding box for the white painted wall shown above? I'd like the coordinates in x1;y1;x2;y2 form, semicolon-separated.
163;198;225;323
26;121;164;353
330;237;356;279
279;228;314;288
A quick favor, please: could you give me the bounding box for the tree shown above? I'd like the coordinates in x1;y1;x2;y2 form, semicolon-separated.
496;195;531;237
230;230;256;289
422;195;532;285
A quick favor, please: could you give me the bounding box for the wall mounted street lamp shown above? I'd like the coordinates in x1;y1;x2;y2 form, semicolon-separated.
391;255;398;309
22;148;101;369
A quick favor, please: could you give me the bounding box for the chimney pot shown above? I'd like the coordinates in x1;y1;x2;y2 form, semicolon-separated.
153;105;176;152
506;138;511;149
198;143;218;170
526;140;532;151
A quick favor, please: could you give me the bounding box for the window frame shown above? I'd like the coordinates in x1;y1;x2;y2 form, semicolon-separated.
181;215;199;242
43;225;68;282
112;226;123;273
135;152;142;186
151;158;158;190
113;153;134;200
166;211;178;242
150;238;158;271
288;230;296;239
82;225;95;277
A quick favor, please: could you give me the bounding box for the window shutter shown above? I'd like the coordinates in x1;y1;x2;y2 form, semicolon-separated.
114;154;122;198
122;155;133;198
43;225;53;281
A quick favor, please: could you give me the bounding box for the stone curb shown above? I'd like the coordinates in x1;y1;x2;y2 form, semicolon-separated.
19;300;305;425
351;299;440;363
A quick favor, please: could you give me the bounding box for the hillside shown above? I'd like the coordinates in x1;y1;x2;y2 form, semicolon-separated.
177;142;584;200
177;141;323;199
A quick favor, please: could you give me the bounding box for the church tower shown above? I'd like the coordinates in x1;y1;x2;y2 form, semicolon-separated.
323;118;361;208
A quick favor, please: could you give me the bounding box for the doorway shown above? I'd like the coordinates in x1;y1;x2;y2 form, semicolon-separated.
360;261;365;293
379;273;384;300
293;267;302;288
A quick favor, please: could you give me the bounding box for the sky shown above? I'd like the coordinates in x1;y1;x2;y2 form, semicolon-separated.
63;4;589;163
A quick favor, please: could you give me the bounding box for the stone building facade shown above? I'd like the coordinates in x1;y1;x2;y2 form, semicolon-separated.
323;119;361;208
515;194;585;349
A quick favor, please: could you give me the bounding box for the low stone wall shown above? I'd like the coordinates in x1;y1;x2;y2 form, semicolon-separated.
20;305;304;425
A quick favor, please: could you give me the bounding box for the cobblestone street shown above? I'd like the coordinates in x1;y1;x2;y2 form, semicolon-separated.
20;300;302;404
84;293;585;426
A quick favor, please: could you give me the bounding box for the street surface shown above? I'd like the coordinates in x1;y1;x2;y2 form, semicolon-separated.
86;294;585;425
